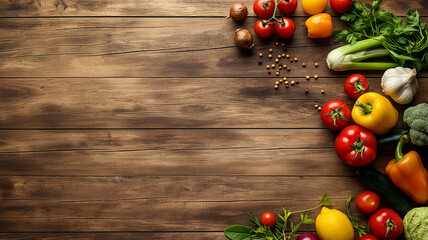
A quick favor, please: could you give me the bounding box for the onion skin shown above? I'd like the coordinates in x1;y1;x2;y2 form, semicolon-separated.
234;29;254;50
229;3;248;21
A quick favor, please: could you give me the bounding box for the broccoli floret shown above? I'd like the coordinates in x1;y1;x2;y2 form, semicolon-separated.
403;103;428;146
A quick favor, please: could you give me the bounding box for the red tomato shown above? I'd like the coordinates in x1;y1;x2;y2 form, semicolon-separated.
254;20;274;39
261;212;276;227
369;208;403;240
358;235;379;240
330;0;354;14
277;0;298;15
274;17;295;38
356;191;380;214
344;74;369;99
335;125;377;166
253;0;275;19
320;99;351;131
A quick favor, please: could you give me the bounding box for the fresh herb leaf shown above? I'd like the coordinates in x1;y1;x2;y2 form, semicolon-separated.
345;197;371;237
320;193;335;207
224;225;253;240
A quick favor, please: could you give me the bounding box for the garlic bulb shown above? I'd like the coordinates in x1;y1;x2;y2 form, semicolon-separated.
381;67;418;104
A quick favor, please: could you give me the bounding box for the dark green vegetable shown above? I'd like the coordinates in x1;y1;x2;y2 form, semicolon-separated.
403;103;428;146
356;166;414;216
334;0;428;71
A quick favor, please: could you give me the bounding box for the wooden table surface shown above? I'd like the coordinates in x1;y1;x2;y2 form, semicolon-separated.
0;0;427;239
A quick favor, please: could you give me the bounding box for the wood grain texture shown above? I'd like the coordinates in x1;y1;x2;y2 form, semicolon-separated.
0;0;426;17
0;77;426;128
0;176;365;232
2;17;428;78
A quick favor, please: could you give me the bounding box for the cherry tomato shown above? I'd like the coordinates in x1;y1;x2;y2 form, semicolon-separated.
369;208;403;240
330;0;354;14
358;235;379;240
320;99;351;131
344;74;369;99
277;0;298;15
253;0;275;19
261;212;276;227
254;19;274;39
356;191;380;214
274;17;295;38
335;125;377;166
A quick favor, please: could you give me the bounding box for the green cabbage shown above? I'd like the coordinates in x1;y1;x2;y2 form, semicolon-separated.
403;207;428;240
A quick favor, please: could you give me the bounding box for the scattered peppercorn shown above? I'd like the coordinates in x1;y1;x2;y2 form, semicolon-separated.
290;59;293;62
283;77;287;81
279;79;283;83
281;43;285;47
285;84;289;88
275;85;278;89
276;70;280;72
275;81;279;85
294;57;298;62
268;54;272;58
306;75;310;80
268;70;271;74
296;80;299;84
315;104;319;108
259;53;263;57
286;54;290;58
315;62;319;67
321;89;325;94
269;49;273;53
275;42;279;46
276;72;280;76
281;53;286;58
278;55;281;59
283;64;287;68
275;59;279;63
305;89;309;94
272;64;275;68
284;80;289;84
318;107;322;111
314;75;318;79
279;66;282;70
302;63;306;67
266;65;270;69
287;68;290;71
290;81;295;85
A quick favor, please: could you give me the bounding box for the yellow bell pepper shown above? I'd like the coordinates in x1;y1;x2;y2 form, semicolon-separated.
352;92;398;135
305;13;333;38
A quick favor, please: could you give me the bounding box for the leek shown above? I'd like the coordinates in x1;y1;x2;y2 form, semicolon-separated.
326;37;398;71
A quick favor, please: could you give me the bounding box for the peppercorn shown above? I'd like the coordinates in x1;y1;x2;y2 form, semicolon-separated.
268;54;272;58
268;70;271;74
315;104;319;108
276;70;280;72
283;77;287;81
275;85;278;89
321;90;325;94
290;81;295;85
275;81;279;85
315;62;319;67
287;68;290;71
275;42;279;46
294;57;298;62
283;64;287;69
266;65;270;69
259;53;263;57
272;64;275;68
302;63;306;67
306;75;310;80
275;59;279;63
276;72;280;76
295;80;299;84
285;84;289;88
279;79;283;83
284;80;289;84
286;54;290;58
281;53;286;58
278;55;281;59
314;75;318;79
305;89;309;94
269;49;273;53
290;59;293;62
281;43;285;47
318;107;322;111
279;66;282;70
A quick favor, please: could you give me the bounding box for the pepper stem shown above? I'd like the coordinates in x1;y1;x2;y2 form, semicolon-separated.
355;101;373;115
395;134;410;163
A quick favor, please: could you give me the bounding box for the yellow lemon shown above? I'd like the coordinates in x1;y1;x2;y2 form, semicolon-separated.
301;0;328;15
315;207;354;240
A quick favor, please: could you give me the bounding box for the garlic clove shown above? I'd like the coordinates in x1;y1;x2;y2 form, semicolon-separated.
381;67;418;105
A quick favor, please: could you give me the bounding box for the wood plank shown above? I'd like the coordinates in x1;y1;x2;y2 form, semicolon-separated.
0;0;426;17
1;129;426;176
0;77;426;128
2;17;428;78
0;176;366;232
0;232;227;240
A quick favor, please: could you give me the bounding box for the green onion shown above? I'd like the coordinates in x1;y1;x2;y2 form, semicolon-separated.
326;37;398;71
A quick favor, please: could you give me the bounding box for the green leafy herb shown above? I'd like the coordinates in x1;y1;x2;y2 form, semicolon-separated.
345;196;371;237
332;0;428;71
224;193;334;240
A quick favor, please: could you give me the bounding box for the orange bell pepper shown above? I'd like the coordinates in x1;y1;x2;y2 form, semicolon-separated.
305;13;333;38
385;134;428;204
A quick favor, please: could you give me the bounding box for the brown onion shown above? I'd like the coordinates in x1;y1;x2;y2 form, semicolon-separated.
234;29;254;50
229;3;248;21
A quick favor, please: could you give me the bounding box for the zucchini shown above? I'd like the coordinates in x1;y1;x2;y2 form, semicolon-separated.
377;131;407;149
356;166;414;216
